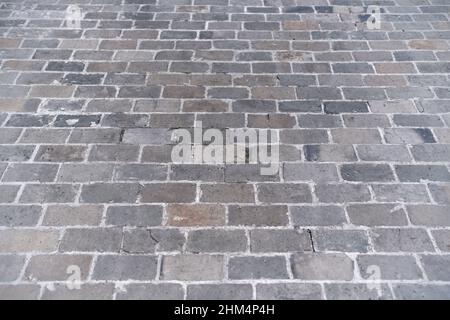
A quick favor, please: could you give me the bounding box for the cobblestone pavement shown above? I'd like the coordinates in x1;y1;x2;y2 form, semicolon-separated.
0;0;450;300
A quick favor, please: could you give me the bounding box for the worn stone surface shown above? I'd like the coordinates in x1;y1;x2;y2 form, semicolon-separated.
0;0;449;300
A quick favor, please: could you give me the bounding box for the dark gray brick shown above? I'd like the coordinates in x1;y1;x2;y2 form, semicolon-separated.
187;229;247;253
250;229;311;253
341;164;395;182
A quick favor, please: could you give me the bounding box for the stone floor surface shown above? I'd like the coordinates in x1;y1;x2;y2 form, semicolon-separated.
0;0;450;300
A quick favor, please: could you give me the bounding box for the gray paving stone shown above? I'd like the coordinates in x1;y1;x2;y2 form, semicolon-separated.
393;284;450;300
34;145;87;162
19;184;78;204
117;284;184;300
408;205;450;226
419;254;450;282
187;229;247;253
395;165;450;182
313;229;370;253
229;256;289;279
43;205;103;226
106;205;163;227
325;284;393;300
256;283;322;300
358;255;423;280
25;254;92;281
371;228;434;252
161;255;224;281
291;253;354;280
0;185;20;203
0;285;41;300
228;205;288;226
347;204;409;227
291;206;347;226
93;255;158;281
58;164;114;183
250;229;311;253
258;183;312;203
0;229;59;253
431;230;450;252
187;284;253;300
0;205;42;227
60;228;122;253
123;228;184;253
315;184;371;203
0;255;26;282
41;284;114;300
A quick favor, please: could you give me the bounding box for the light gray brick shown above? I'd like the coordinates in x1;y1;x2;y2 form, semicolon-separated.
0;205;42;227
0;255;25;281
356;145;412;162
358;255;423;280
313;229;370;253
407;205;450;226
24;254;92;281
291;253;354;280
395;165;450;182
161;255;224;281
0;229;59;253
431;230;450;252
325;284;393;300
371;184;430;203
371;228;434;252
0;185;20;203
347;204;408;226
43;205;103;226
394;284;450;300
60;228;122;253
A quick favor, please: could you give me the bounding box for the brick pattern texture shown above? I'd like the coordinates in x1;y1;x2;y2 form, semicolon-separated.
0;0;450;300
